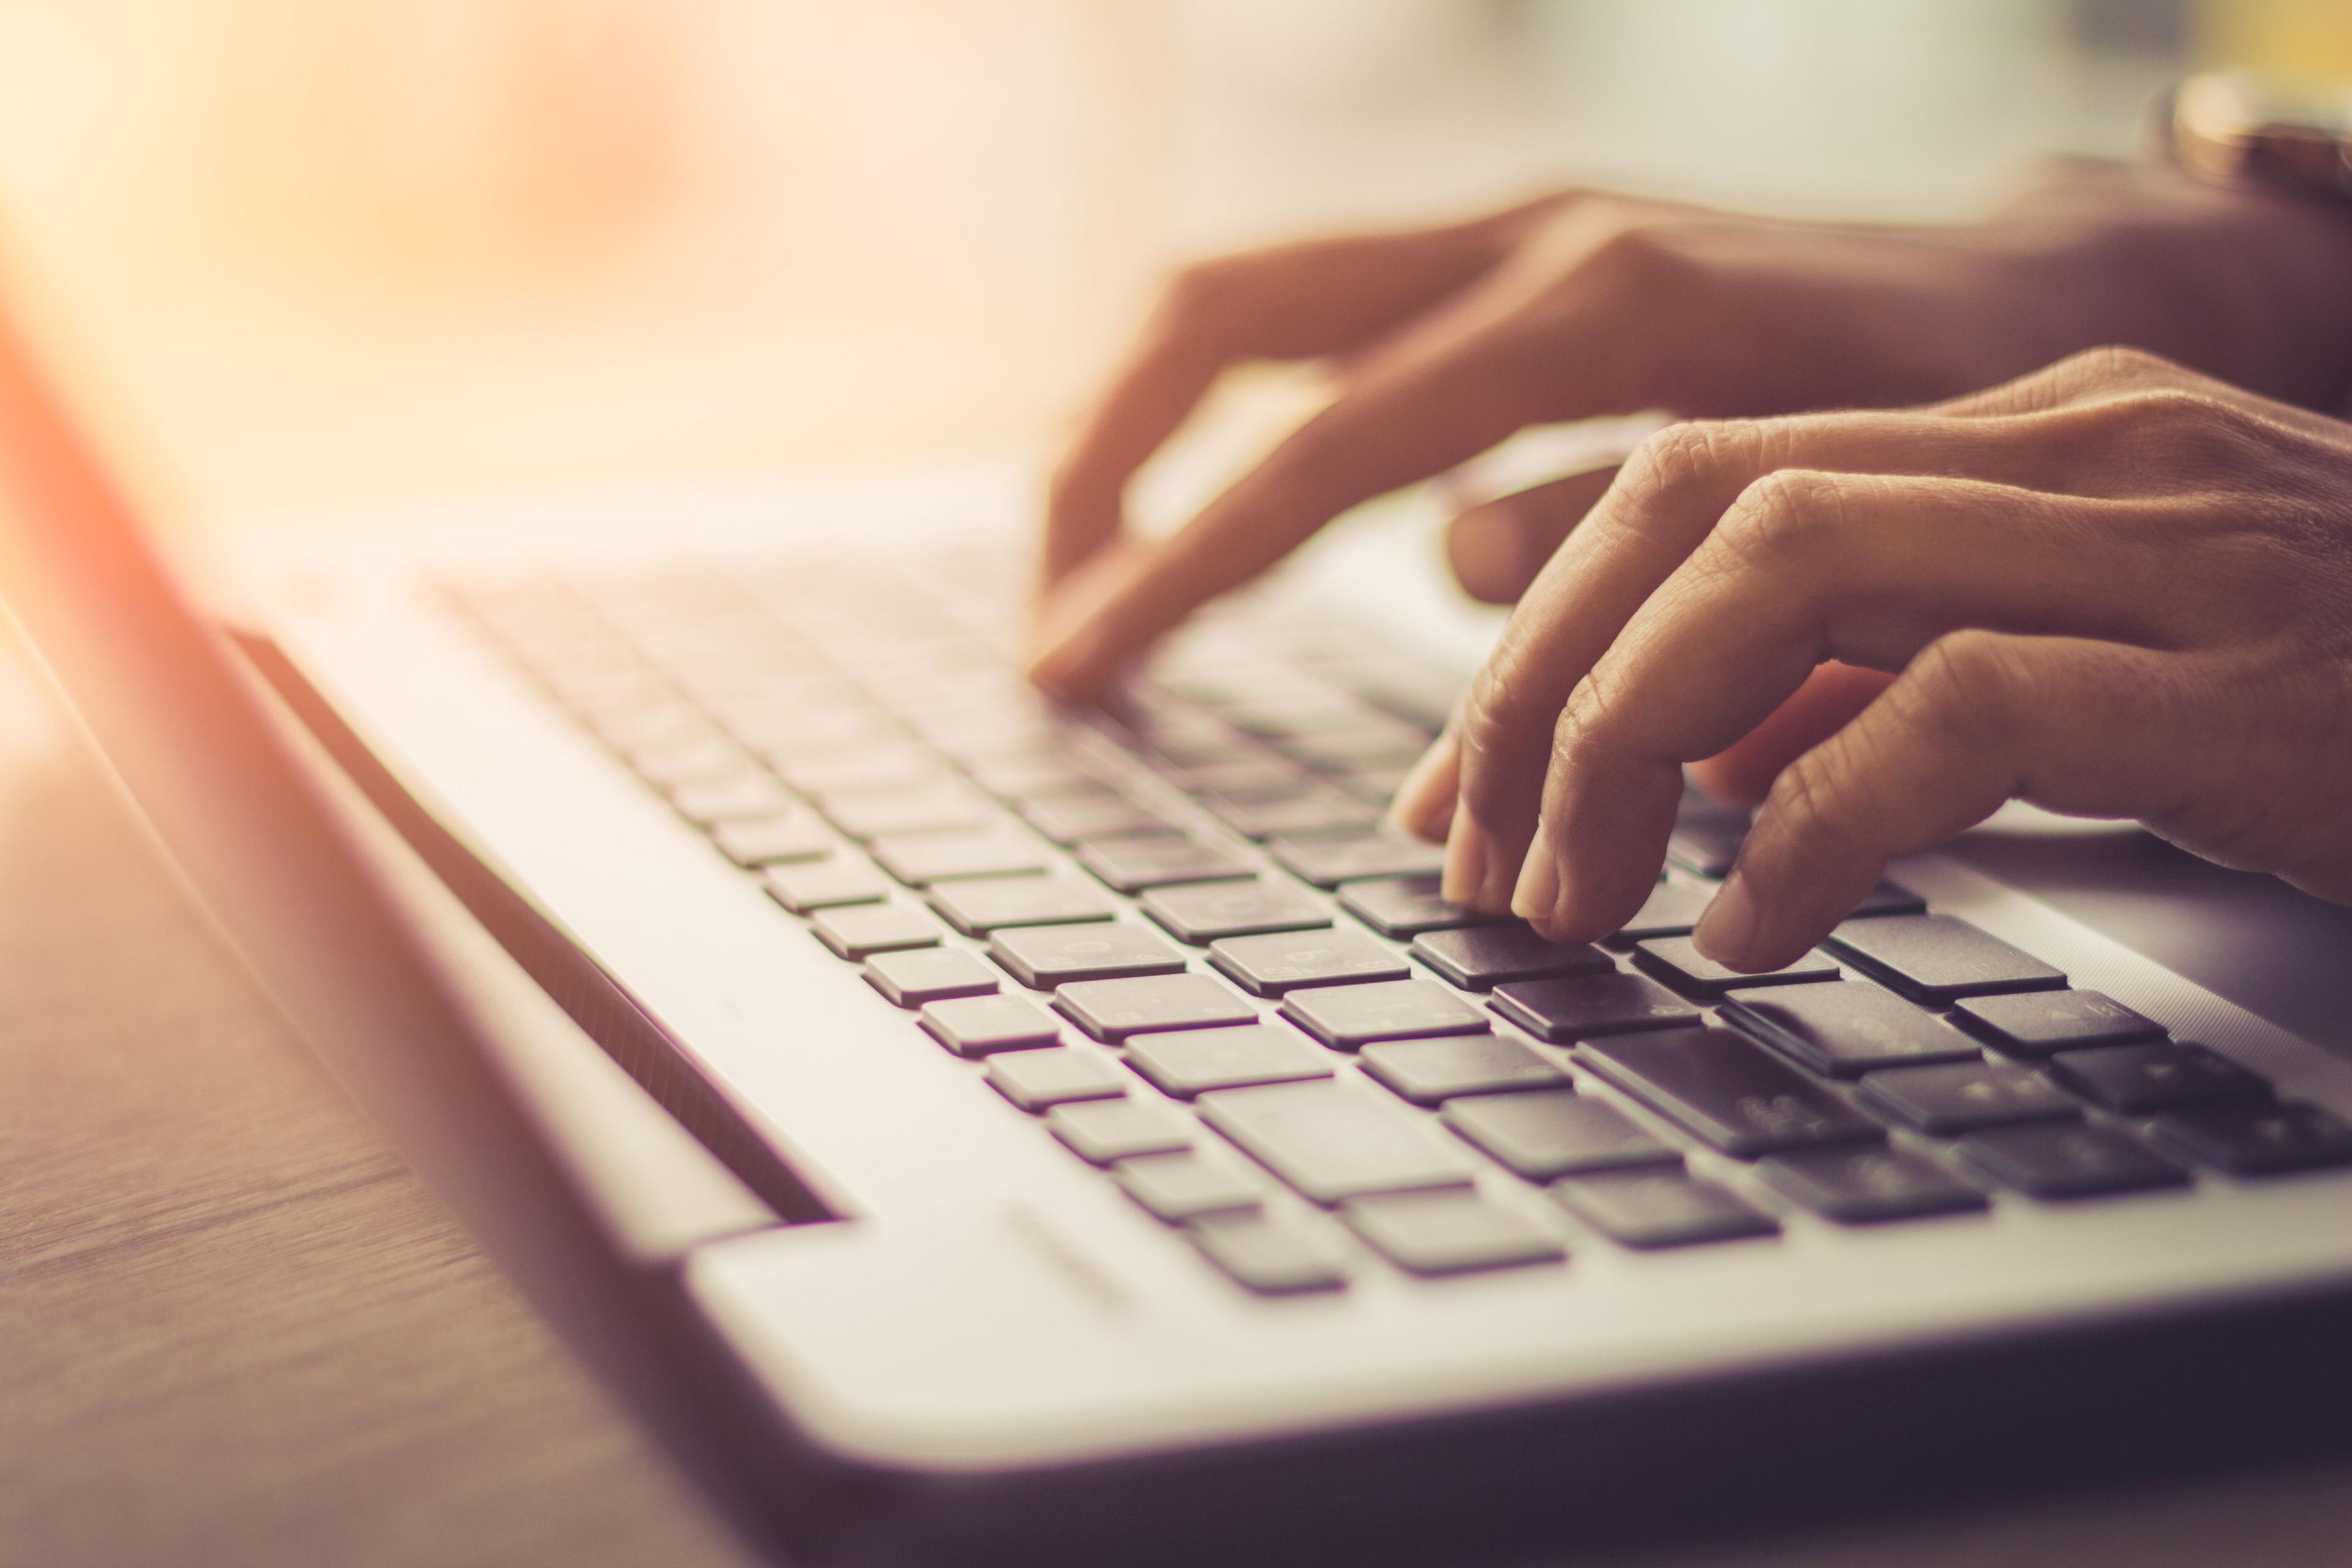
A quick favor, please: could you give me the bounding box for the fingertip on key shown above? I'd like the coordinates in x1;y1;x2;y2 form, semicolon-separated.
1387;733;1461;843
1440;813;1491;908
1691;872;1762;970
1510;824;1561;924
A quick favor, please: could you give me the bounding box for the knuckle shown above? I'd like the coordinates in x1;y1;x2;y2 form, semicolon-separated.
1575;219;1685;284
1619;418;1757;511
1711;468;1847;572
2044;380;2277;474
1552;673;1621;760
2052;343;2185;391
1152;255;1263;348
1908;630;2029;742
1762;745;1861;854
1457;657;1528;774
1157;257;1238;322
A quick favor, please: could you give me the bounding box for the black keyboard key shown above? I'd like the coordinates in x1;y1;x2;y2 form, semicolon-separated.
668;771;797;826
1115;1151;1263;1221
918;993;1064;1057
1665;819;1746;878
926;875;1117;936
1141;879;1330;944
1078;835;1252;893
862;946;999;1006
1280;978;1488;1049
1123;1025;1335;1098
1205;788;1384;840
810;902;943;960
989;923;1187;989
1578;1027;1883;1158
820;785;992;840
1046;1098;1192;1164
1633;937;1840;998
625;736;753;787
984;1047;1130;1110
1857;1059;2079;1135
1054;973;1260;1041
771;745;951;796
1440;1090;1680;1179
967;757;1104;801
1825;913;2065;1004
871;830;1051;887
709;812;835;867
1759;1145;1988;1224
2046;1041;2270;1114
1550;1169;1777;1248
1270;831;1447;888
1605;881;1716;944
1605;878;1915;945
1167;756;1302;800
1276;726;1430;771
1208;929;1408;996
1490;971;1700;1042
1951;990;2165;1057
1721;982;1983;1077
762;858;890;913
1340;1189;1566;1275
587;702;714;753
1409;925;1613;989
1957;1123;2188;1200
1199;1080;1476;1204
1019;793;1172;845
1359;1033;1569;1104
1332;762;1415;805
1223;697;1388;739
2149;1102;2352;1176
1336;875;1499;938
1850;880;1928;918
1186;1212;1348;1293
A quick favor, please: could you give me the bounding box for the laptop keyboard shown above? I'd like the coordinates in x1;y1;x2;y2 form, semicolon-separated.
439;552;2352;1295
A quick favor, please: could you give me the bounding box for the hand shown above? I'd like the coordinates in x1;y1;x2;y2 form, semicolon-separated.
1028;162;2352;696
1389;347;2352;973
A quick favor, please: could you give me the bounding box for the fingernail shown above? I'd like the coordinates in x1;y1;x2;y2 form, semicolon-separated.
1692;873;1761;968
1441;814;1490;907
1387;733;1459;841
1510;823;1561;925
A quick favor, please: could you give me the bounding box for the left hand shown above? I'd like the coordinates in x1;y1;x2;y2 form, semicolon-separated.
1389;346;2352;971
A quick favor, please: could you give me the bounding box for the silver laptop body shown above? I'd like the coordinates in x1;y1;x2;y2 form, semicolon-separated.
7;264;2349;1560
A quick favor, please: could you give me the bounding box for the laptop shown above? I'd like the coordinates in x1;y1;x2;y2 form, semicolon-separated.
6;267;2351;1567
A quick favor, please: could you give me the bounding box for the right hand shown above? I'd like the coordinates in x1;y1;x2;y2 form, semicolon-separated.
1027;161;2352;702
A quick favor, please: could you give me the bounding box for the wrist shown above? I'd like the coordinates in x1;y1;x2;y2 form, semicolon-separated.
1988;164;2352;407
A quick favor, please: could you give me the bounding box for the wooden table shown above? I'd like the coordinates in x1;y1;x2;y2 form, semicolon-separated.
2;637;2347;1568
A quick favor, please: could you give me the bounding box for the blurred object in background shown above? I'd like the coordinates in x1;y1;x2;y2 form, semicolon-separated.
0;0;2341;527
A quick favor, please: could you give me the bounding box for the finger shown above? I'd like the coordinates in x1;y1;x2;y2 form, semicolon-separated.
1387;728;1460;842
1444;467;1621;603
1031;199;1716;696
1694;631;2203;970
1522;472;2197;940
1447;404;2128;914
1042;202;1564;590
1028;316;1554;696
1686;662;1892;806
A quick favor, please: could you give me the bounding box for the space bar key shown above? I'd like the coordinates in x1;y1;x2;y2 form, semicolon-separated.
1199;1080;1476;1205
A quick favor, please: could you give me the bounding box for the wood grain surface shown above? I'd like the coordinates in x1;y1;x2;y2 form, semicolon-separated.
0;637;2345;1568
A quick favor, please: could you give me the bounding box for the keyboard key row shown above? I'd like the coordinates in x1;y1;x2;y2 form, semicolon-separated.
991;922;1185;988
478;573;2352;1293
1142;878;1329;943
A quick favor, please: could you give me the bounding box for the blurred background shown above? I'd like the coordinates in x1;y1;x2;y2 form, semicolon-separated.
0;0;2345;533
